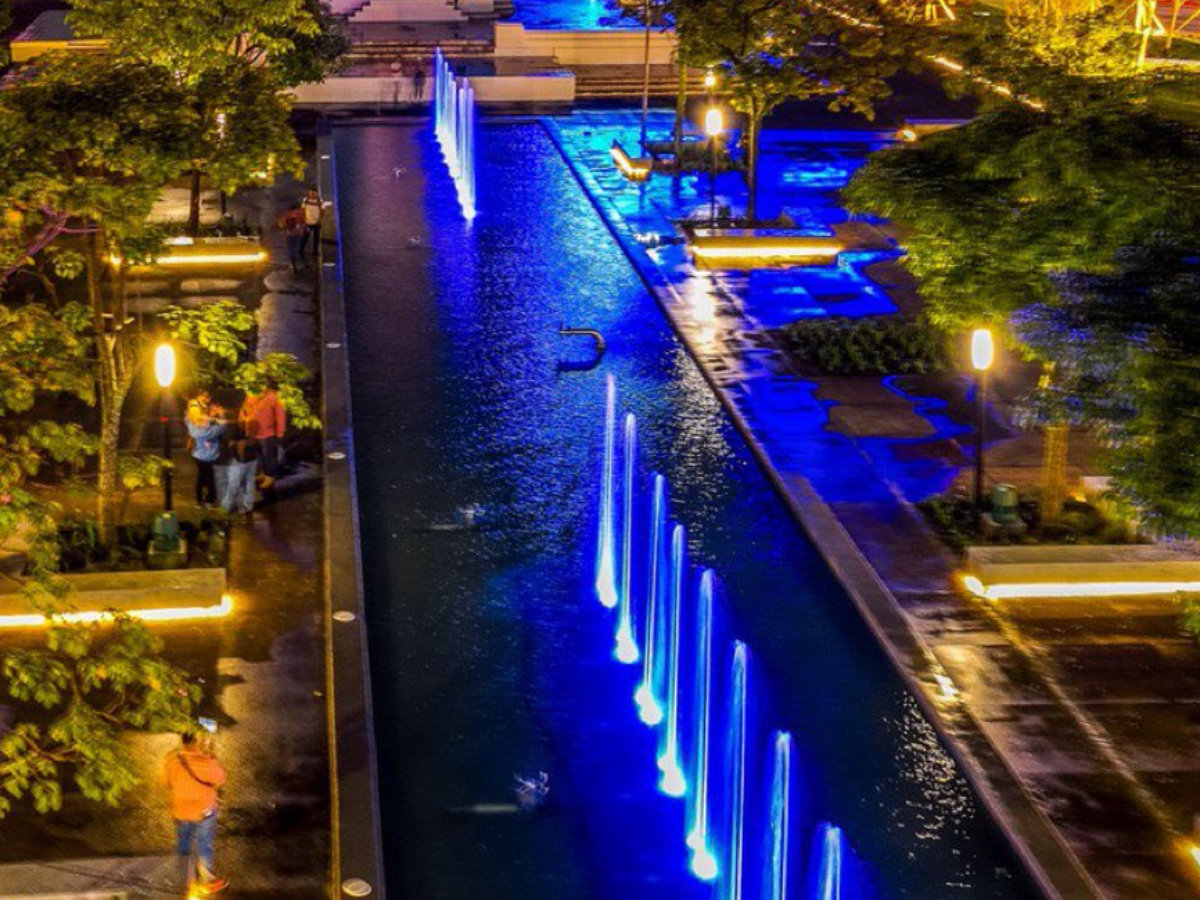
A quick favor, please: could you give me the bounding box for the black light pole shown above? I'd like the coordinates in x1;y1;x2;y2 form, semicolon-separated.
705;106;722;228
970;328;994;510
154;344;176;512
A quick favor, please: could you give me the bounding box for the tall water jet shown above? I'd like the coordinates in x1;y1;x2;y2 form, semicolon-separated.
431;48;476;221
595;375;618;609
635;474;667;724
686;569;718;881
657;523;687;797
726;642;750;900
765;732;792;900
614;413;640;664
812;823;844;900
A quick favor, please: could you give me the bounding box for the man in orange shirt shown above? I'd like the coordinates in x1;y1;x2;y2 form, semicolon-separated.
165;733;229;894
239;378;287;489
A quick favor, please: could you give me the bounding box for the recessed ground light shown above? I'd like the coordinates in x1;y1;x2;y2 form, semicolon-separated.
327;451;347;461
326;342;342;349
332;610;356;623
342;878;372;897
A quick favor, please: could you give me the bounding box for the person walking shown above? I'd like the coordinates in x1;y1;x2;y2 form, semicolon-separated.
278;203;307;272
186;391;225;507
300;187;323;257
165;733;229;895
239;379;286;490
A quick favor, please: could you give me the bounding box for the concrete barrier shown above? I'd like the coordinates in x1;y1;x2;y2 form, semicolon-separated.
494;21;675;65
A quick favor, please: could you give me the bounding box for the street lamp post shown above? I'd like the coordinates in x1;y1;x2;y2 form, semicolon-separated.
971;327;994;511
704;106;722;228
154;343;176;512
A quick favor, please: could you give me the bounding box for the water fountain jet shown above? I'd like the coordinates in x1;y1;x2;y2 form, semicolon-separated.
635;474;667;725
686;569;718;881
657;523;687;796
615;413;640;664
595;375;618;609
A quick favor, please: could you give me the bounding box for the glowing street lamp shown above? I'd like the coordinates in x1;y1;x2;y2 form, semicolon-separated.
970;327;994;511
703;68;716;91
155;343;176;513
705;107;723;228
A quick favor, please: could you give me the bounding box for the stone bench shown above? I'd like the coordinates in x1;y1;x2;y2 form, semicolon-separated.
961;544;1200;608
0;568;229;626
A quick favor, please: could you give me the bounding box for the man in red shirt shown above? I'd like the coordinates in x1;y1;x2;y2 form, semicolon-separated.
239;378;287;489
165;733;229;894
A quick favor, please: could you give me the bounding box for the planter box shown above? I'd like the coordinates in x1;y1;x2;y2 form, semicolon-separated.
961;544;1200;608
0;568;230;626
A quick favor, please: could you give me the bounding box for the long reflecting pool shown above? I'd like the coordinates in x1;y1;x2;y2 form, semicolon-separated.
335;120;1038;899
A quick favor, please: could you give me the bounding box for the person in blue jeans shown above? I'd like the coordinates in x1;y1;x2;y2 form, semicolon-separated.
215;422;259;518
165;733;228;894
186;392;225;507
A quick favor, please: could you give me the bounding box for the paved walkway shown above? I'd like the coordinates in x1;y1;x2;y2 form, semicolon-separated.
547;113;1200;899
0;173;330;899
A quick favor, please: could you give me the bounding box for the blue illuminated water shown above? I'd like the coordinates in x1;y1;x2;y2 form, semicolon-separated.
510;0;637;29
335;120;1036;898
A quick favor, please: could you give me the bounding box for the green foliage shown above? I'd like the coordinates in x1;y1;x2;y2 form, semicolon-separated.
1014;244;1200;536
0;614;199;817
780;315;950;375
68;0;316;82
236;354;321;430
1181;594;1200;641
680;0;900;218
268;0;351;88
0;55;196;278
162;304;319;429
160;300;255;367
844;104;1200;332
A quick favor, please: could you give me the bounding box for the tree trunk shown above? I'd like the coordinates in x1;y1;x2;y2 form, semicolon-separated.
746;105;763;224
86;230;131;550
1040;423;1069;525
187;169;203;236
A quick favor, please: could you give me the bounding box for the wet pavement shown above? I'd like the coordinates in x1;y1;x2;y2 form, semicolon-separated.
0;174;330;899
548;108;1200;898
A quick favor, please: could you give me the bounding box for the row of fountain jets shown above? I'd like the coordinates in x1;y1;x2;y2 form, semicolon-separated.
595;375;872;899
433;48;477;220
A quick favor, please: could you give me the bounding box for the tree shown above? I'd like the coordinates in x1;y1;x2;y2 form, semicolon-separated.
268;0;351;89
844;101;1200;520
0;57;318;546
0;614;199;817
67;0;315;82
68;0;313;233
1015;244;1200;535
684;0;898;220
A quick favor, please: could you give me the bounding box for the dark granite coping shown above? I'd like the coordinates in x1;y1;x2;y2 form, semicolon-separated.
317;129;388;900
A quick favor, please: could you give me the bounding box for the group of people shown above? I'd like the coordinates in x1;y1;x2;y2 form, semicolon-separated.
279;186;325;272
186;381;287;517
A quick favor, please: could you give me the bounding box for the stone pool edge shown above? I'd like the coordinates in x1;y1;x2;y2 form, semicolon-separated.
541;117;1099;900
317;129;389;900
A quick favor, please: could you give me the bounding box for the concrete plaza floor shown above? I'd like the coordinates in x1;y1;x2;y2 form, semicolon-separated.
0;173;330;899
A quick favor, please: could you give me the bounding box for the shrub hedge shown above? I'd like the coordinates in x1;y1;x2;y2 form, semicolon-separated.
779;315;950;375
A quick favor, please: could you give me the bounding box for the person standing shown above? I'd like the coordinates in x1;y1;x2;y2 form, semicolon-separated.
217;419;260;518
165;733;229;895
412;60;427;101
278;203;307;272
239;379;286;490
300;187;323;257
186;392;225;507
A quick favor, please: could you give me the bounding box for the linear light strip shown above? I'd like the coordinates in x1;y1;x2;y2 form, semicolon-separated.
961;574;1200;600
0;594;235;627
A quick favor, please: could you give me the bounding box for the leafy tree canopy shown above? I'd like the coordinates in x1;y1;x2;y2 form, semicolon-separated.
843;103;1200;330
67;0;316;82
